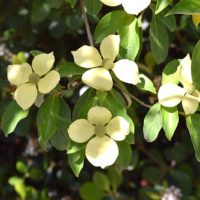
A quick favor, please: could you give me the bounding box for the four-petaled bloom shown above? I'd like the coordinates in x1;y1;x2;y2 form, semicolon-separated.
68;106;130;168
7;52;60;110
100;0;151;15
158;54;200;115
71;34;140;91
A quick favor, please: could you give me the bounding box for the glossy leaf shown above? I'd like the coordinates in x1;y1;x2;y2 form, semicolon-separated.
192;40;200;89
162;60;180;85
161;106;179;141
68;149;85;177
80;182;105;200
155;0;172;14
186;114;200;161
37;96;60;147
150;15;169;64
143;103;162;142
59;62;86;77
2;102;29;136
116;141;132;171
50;131;68;151
168;0;200;15
137;74;156;94
84;0;102;15
119;18;140;60
94;10;134;43
93;172;110;191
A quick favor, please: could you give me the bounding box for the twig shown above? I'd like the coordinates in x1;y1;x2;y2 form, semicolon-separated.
79;0;94;46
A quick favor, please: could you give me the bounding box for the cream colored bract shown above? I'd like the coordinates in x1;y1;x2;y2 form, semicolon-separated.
7;52;60;110
71;35;140;91
158;55;200;115
68;106;130;168
100;0;151;15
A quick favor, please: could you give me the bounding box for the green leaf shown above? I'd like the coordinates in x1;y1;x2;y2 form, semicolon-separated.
49;0;63;8
150;15;169;64
168;0;200;15
37;96;60;147
80;182;105;200
58;62;87;77
162;60;180;85
143;103;162;142
72;89;97;119
161;106;179;141
107;166;122;191
84;0;102;15
31;2;51;23
67;138;86;154
29;50;43;57
155;0;172;14
137;74;156;94
68;150;85;177
104;91;135;140
9;177;26;199
94;10;134;43
93;172;110;191
192;40;200;89
50;131;68;151
186;114;200;161
16;161;28;174
1;102;29;136
119;18;140;60
116;141;132;171
65;0;77;8
158;13;177;32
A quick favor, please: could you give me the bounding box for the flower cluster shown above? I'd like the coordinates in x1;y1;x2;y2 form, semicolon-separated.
7;52;60;110
158;54;200;115
72;34;141;91
68;106;130;168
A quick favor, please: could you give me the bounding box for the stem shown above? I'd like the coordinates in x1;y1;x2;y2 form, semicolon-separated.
137;144;164;168
79;0;94;46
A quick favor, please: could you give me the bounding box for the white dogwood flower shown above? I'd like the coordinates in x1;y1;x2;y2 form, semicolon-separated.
68;106;130;168
71;35;140;91
100;0;151;15
7;52;60;110
158;54;200;115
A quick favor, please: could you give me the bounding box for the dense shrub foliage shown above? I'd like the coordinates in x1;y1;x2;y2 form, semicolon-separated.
1;0;200;199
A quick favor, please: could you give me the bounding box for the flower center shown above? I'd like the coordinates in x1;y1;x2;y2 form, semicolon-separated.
29;73;40;84
95;124;106;137
102;58;114;70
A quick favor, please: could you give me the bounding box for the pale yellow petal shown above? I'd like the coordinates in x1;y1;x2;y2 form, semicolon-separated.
68;119;95;143
88;106;112;125
182;94;199;115
85;136;119;168
71;46;102;68
112;59;141;85
38;70;60;94
106;116;130;141
158;84;186;107
34;93;44;108
7;63;32;86
82;68;113;91
32;52;55;76
122;0;151;15
14;83;37;110
100;35;120;61
177;54;193;89
100;0;122;6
